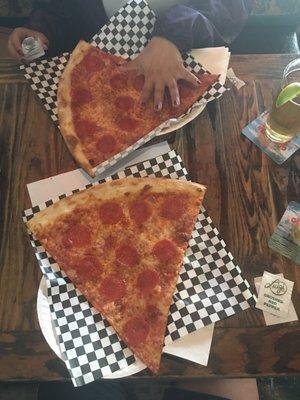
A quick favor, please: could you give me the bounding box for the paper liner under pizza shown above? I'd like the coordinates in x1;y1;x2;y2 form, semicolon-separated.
26;177;206;372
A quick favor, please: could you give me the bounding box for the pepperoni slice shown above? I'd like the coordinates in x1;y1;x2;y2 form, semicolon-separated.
83;51;105;73
129;200;151;225
123;317;150;347
161;195;186;220
178;79;196;100
99;201;123;225
75;120;98;139
116;116;139;131
100;274;126;302
114;95;134;111
146;305;161;323
63;225;91;247
133;74;145;91
137;269;160;293
71;87;92;104
104;235;115;250
116;244;140;267
97;135;116;154
152;239;178;264
174;216;195;246
76;256;101;280
110;74;128;89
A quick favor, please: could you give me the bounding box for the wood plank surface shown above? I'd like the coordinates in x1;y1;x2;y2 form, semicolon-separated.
0;54;299;381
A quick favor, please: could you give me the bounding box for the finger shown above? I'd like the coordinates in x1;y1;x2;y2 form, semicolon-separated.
7;38;23;62
168;78;180;107
140;78;154;105
179;68;201;86
153;81;165;111
10;31;24;56
36;32;49;50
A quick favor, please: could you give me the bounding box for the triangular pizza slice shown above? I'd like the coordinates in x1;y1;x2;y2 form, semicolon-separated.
27;178;206;372
58;41;219;176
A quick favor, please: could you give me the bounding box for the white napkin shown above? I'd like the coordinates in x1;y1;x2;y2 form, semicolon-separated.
254;274;298;326
28;141;214;367
190;47;230;85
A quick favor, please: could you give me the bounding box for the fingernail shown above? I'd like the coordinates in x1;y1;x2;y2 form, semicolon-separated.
155;102;162;111
173;97;180;107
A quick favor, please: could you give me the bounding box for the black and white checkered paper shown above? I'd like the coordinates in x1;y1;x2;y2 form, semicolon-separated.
20;0;227;176
23;150;254;386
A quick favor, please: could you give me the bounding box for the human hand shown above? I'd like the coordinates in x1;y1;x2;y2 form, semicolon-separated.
122;37;200;110
8;27;49;62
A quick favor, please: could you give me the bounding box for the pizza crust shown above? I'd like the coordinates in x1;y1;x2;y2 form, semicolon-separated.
27;177;206;234
58;41;95;177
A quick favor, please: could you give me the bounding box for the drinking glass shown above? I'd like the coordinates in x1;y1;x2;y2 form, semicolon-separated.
265;58;300;143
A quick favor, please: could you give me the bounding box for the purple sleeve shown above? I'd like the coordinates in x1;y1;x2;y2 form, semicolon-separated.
152;0;254;52
25;0;107;56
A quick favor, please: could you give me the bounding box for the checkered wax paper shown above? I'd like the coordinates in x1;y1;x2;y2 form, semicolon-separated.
20;0;227;176
23;150;255;386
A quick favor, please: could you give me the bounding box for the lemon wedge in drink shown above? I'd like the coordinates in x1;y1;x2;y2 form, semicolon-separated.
276;82;300;108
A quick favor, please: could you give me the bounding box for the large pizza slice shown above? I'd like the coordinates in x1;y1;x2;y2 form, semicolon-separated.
58;41;219;176
27;177;206;373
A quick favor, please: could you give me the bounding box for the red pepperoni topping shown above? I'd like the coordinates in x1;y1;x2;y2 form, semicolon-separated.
123;317;150;347
63;225;91;247
83;51;105;73
75;120;99;139
161;195;186;220
100;274;126;302
71;87;92;104
133;74;145;91
110;73;128;89
174;216;195;246
116;116;139;131
104;235;115;250
97;135;116;154
114;95;134;111
99;201;123;225
116;244;140;267
129;200;151;225
76;256;101;280
146;305;161;323
152;239;178;264
137;269;160;292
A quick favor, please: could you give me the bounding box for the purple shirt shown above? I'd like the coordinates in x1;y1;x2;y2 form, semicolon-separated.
26;0;253;56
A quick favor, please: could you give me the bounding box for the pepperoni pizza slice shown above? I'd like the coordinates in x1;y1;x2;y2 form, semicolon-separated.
27;177;206;373
58;41;219;176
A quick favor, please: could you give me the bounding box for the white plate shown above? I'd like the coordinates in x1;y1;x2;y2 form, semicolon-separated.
157;104;206;136
37;277;147;378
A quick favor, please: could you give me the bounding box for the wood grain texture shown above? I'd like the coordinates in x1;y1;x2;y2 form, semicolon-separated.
0;54;299;381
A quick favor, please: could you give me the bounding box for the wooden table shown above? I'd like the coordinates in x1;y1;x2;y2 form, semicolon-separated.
0;53;299;382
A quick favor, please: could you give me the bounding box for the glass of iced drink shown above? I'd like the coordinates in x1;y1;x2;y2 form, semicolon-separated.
266;58;300;143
